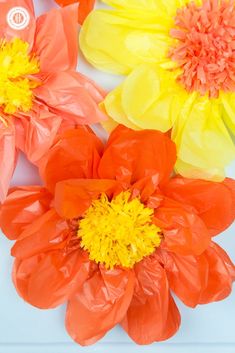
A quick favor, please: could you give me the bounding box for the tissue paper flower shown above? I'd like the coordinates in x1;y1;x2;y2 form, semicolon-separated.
55;0;95;24
0;0;105;201
80;0;235;181
1;125;234;346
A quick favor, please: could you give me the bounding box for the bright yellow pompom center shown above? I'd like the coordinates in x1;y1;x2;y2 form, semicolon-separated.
0;38;40;115
78;191;162;269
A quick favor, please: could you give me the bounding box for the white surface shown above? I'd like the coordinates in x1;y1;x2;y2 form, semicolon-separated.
0;1;235;352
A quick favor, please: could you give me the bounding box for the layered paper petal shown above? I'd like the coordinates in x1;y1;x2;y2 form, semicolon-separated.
162;176;235;236
162;250;210;308
163;242;235;307
55;0;95;24
17;112;62;163
77;0;95;24
39;128;103;192
13;249;90;308
98;125;176;186
65;268;134;345
102;0;188;14
173;95;235;180
34;5;78;72
121;256;180;344
198;242;235;303
101;87;139;130
80;10;173;74
221;92;235;135
11;209;69;259
54;179;121;219
155;198;210;256
35;71;106;124
104;65;187;131
0;186;52;240
0;125;17;202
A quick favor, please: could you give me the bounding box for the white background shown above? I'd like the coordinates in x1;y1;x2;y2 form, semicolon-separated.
0;1;235;352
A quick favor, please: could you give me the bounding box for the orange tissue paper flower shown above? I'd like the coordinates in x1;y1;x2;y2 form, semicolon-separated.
1;125;235;345
0;0;105;202
55;0;95;24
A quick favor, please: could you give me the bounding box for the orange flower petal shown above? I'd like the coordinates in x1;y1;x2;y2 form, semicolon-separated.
0;126;16;202
0;186;52;240
34;5;78;72
11;209;69;259
131;177;164;205
54;0;95;24
121;256;180;344
39;128;103;193
13;249;90;308
35;71;106;124
77;0;95;24
161;250;209;308
162;241;234;307
198;242;235;303
54;179;121;219
162;176;235;236
155;198;210;256
98;125;176;187
65;267;134;345
18;113;62;163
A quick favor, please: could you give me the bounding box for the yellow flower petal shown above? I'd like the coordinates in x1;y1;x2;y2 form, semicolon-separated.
99;102;119;132
104;64;187;131
102;0;190;15
221;92;235;136
175;158;226;181
173;95;235;180
122;65;161;122
103;85;140;130
158;0;192;15
102;0;167;10
80;7;174;75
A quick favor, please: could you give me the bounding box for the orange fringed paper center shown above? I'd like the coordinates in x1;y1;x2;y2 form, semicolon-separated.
170;0;235;97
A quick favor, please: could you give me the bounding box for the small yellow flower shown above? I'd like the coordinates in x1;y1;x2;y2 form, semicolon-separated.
80;0;235;181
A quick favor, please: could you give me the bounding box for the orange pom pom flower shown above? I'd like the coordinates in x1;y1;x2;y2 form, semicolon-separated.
0;0;105;201
1;125;234;345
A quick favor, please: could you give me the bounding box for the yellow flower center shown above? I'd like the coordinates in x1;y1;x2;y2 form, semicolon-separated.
0;38;40;115
78;191;161;269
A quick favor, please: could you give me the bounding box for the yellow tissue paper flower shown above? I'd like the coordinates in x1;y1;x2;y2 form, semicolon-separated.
80;0;235;181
